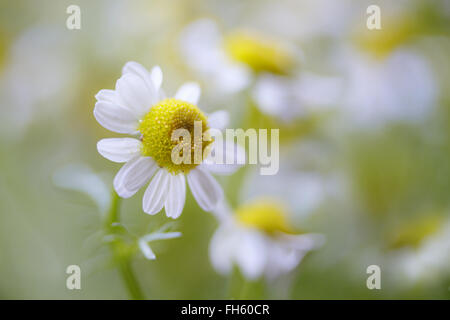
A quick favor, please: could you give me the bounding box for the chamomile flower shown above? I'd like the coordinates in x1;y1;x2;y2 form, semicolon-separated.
180;19;339;122
388;216;450;284
209;199;325;280
179;19;299;93
337;48;436;128
241;141;345;219
94;62;244;218
337;12;437;129
252;72;342;122
0;26;78;138
246;0;354;41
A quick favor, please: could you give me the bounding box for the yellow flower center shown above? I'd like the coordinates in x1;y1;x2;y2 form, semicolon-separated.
139;98;211;175
0;32;8;71
353;16;415;59
224;31;294;75
235;198;296;234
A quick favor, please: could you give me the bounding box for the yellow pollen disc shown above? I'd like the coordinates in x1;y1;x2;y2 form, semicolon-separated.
224;31;294;75
139;98;211;175
353;16;415;59
235;198;296;234
0;32;8;71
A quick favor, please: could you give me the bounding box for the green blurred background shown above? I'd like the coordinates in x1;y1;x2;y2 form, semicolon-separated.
0;0;449;299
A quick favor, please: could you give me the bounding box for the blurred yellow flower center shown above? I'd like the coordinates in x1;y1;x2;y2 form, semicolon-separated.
0;32;8;71
224;31;294;75
389;215;443;249
354;17;415;59
139;98;211;175
235;199;296;234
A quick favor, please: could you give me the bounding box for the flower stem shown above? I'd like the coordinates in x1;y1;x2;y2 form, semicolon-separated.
239;279;251;300
116;258;145;300
228;268;264;299
106;191;145;300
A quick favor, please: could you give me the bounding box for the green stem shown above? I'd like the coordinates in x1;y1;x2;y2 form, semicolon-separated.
228;267;264;299
106;191;145;300
239;279;251;300
105;190;120;227
117;258;145;300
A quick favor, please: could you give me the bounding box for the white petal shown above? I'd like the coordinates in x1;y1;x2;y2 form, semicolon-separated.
208;110;229;130
97;138;142;163
95;89;116;103
264;233;325;279
179;19;223;72
122;61;152;85
235;230;268;280
179;19;222;63
115;73;154;117
215;62;252;93
296;73;342;109
187;166;223;211
113;157;157;198
164;173;186;219
150;66;163;91
93;101;139;134
265;241;304;279
211;199;234;224
175;82;201;104
122;62;161;102
282;233;326;251
142;169;170;215
138;239;156;260
209;225;236;275
252;74;304;121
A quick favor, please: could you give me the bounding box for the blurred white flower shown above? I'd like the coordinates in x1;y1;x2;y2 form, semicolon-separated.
242;141;344;219
244;171;329;219
0;26;78;138
338;47;437;129
179;19;251;93
94;62;244;218
248;0;354;41
252;72;342;122
209;199;324;280
390;219;450;284
179;19;299;93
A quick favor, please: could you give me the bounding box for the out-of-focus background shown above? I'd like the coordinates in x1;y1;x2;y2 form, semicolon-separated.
1;0;450;299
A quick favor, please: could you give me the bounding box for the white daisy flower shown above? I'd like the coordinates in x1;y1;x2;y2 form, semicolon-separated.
0;26;79;138
388;217;450;285
241;141;346;220
336;11;437;129
179;19;299;93
94;62;244;219
209;199;325;280
246;0;354;41
338;48;436;128
252;72;342;122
